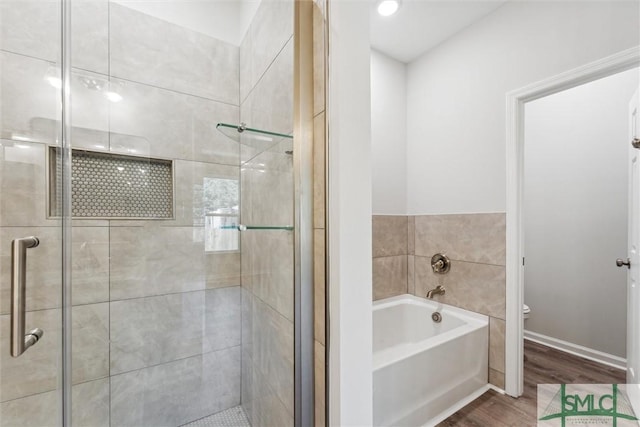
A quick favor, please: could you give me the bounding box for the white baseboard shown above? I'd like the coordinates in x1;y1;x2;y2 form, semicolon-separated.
524;330;626;371
488;383;506;395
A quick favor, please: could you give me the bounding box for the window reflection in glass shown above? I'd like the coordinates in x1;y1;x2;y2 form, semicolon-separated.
203;177;239;252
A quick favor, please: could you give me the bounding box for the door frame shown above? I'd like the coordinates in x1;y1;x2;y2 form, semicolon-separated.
504;46;640;397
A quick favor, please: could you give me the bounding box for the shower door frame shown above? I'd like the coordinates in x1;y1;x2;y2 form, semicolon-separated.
60;0;73;423
293;0;316;426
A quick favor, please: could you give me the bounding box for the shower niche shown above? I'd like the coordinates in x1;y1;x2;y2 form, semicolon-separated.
48;147;174;219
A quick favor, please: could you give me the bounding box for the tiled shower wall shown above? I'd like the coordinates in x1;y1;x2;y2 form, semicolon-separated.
372;214;507;389
239;1;295;426
0;2;243;426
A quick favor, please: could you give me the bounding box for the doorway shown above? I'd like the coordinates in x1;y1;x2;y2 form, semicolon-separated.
522;68;637;368
505;47;640;399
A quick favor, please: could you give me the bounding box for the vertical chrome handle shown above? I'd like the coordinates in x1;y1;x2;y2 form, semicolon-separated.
10;236;43;357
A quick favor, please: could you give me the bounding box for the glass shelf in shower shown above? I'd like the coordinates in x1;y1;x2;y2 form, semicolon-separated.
218;224;294;231
216;122;293;162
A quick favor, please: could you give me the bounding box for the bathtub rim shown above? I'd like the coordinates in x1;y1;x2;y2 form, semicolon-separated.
373;294;489;370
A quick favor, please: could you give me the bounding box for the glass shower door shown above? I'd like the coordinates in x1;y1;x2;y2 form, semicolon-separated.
0;0;66;425
1;0;302;425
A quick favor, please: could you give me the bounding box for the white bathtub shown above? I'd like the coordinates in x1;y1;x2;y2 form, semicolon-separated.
373;294;489;427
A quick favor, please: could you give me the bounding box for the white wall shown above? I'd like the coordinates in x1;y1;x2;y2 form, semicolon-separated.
328;1;373;425
406;0;639;215
523;68;639;358
371;49;407;214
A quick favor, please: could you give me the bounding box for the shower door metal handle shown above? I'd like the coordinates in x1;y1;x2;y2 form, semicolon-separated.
10;236;43;357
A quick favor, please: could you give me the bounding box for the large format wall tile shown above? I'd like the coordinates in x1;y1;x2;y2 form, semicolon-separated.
241;351;254;425
312;4;325;117
0;141;49;227
109;78;239;165
0;378;110;427
239;0;293;103
200;347;242;419
314;341;325;427
0;309;60;402
413;256;506;319
204;287;242;352
0;0;60;62
408;216;415;254
373;255;408;301
110;292;203;374
489;368;505;390
0;52;110;149
0;141;109;227
490;317;506;374
70;0;109;73
241;39;294;139
241;156;293;227
252;298;294;416
241;231;294;321
109;3;239;105
110;347;240;427
372;215;408;258
313;112;326;229
0;0;108;73
243;352;293;427
0;52;56;144
407;255;415;294
414;213;506;266
72;303;109;384
241;290;255;424
314;229;325;345
110;287;240;374
110;226;207;300
0;227;109;314
250;363;294;427
206;252;242;289
71;227;110;306
0;304;109;402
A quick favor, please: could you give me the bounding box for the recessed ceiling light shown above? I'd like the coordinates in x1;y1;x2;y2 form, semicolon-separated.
377;0;400;16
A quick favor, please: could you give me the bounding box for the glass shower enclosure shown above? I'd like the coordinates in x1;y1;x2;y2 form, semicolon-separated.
0;0;313;425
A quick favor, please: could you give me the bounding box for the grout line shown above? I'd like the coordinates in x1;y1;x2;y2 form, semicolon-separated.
0;345;241;406
110;344;242;378
108;285;242;304
0;285;242;317
412;254;506;268
0;49;240;109
239;34;293;107
0;128;244;170
110;75;240;108
0;376;110;405
0;48;61;68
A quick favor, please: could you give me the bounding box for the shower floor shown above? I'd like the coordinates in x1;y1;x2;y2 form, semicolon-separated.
181;406;250;427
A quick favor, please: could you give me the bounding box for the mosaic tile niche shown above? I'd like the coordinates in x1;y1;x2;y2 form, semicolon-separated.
50;147;174;219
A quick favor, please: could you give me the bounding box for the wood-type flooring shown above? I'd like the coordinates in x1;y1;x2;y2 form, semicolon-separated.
438;340;627;426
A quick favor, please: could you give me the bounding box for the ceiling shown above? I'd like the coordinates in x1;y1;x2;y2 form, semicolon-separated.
370;0;508;63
